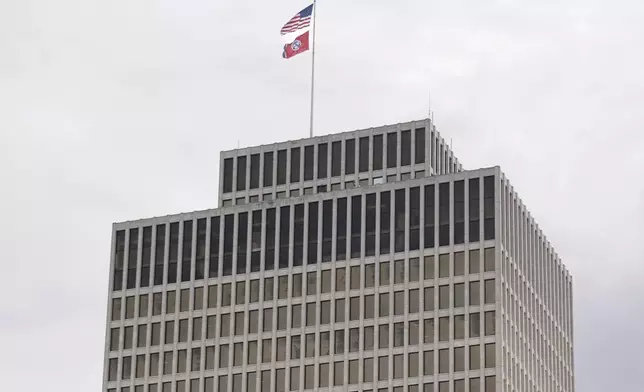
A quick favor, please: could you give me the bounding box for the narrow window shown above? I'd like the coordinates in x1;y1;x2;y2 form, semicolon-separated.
222;215;234;276
250;211;261;272
290;147;301;183
304;145;314;181
394;189;405;253
237;213;248;273
223;158;233;193
401;130;411;166
307;202;318;264
265;209;276;270
293;205;304;266
318;143;328;179
181;220;192;282
263;151;274;187
483;176;495;240
373;134;383;170
438;183;450;246
350;195;362;258
279;206;290;268
387;132;397;168
345;139;355;175
454;180;465;244
322;200;333;261
208;217;220;278
167;223;179;283
469;178;480;242
336;198;347;260
415;128;425;164
380;191;391;254
359;136;369;172
331;141;342;176
249;153;260;189
365;193;376;256
126;228;137;289
410;187;420;250
154;225;165;285
277;149;287;185
236;156;247;191
424;185;435;248
140;226;151;287
195;219;206;280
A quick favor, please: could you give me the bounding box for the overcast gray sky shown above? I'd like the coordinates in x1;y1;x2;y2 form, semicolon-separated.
1;0;643;390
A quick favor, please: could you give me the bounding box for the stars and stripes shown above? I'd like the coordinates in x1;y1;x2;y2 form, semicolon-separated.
280;4;314;35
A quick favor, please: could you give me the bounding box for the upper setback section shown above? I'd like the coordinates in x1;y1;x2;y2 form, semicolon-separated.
111;167;497;293
218;118;463;207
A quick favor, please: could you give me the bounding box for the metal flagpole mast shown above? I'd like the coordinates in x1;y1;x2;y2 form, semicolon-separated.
309;0;317;138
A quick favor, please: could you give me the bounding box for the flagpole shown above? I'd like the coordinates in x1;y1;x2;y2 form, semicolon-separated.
309;0;317;138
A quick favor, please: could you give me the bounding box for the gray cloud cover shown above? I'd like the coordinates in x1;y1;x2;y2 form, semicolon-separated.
1;0;643;390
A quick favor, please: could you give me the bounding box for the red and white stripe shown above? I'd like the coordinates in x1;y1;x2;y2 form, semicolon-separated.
280;16;311;35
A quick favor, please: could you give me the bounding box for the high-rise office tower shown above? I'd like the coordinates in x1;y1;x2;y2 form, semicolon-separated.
103;118;574;392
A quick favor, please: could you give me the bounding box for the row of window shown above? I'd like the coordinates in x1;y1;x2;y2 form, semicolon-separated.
112;279;496;325
109;342;497;382
223;170;430;206
222;129;430;194
111;307;496;352
111;251;495;321
110;375;496;392
113;178;496;291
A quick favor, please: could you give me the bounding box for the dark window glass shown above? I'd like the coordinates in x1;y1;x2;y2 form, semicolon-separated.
345;139;355;175
237;213;248;273
438;183;450;246
154;225;165;285
380;191;391;254
126;228;138;289
277;150;287;185
209;217;220;278
251;211;262;272
307;202;318;264
415;128;425;164
387;132;397;168
140;226;152;287
304;146;314;181
223;158;233;193
250;154;260;189
322;200;333;262
401;130;411;166
484;176;495;240
290;148;301;183
113;230;125;291
424;185;435;249
359;137;369;172
336;198;347;260
265;209;276;270
331;141;342;176
223;215;234;276
294;205;305;266
181;221;192;282
410;187;420;251
365;193;376;256
373;134;383;170
168;223;179;284
279;206;290;268
469;178;480;243
351;195;362;258
263;152;274;187
236;156;247;191
394;189;405;253
454;180;465;244
318;143;328;179
195;219;206;280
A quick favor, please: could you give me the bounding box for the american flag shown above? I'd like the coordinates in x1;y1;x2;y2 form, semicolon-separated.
280;4;314;35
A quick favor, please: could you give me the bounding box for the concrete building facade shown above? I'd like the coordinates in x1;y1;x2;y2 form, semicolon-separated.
103;118;573;392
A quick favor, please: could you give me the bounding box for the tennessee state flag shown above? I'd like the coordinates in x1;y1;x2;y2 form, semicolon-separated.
282;31;310;59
